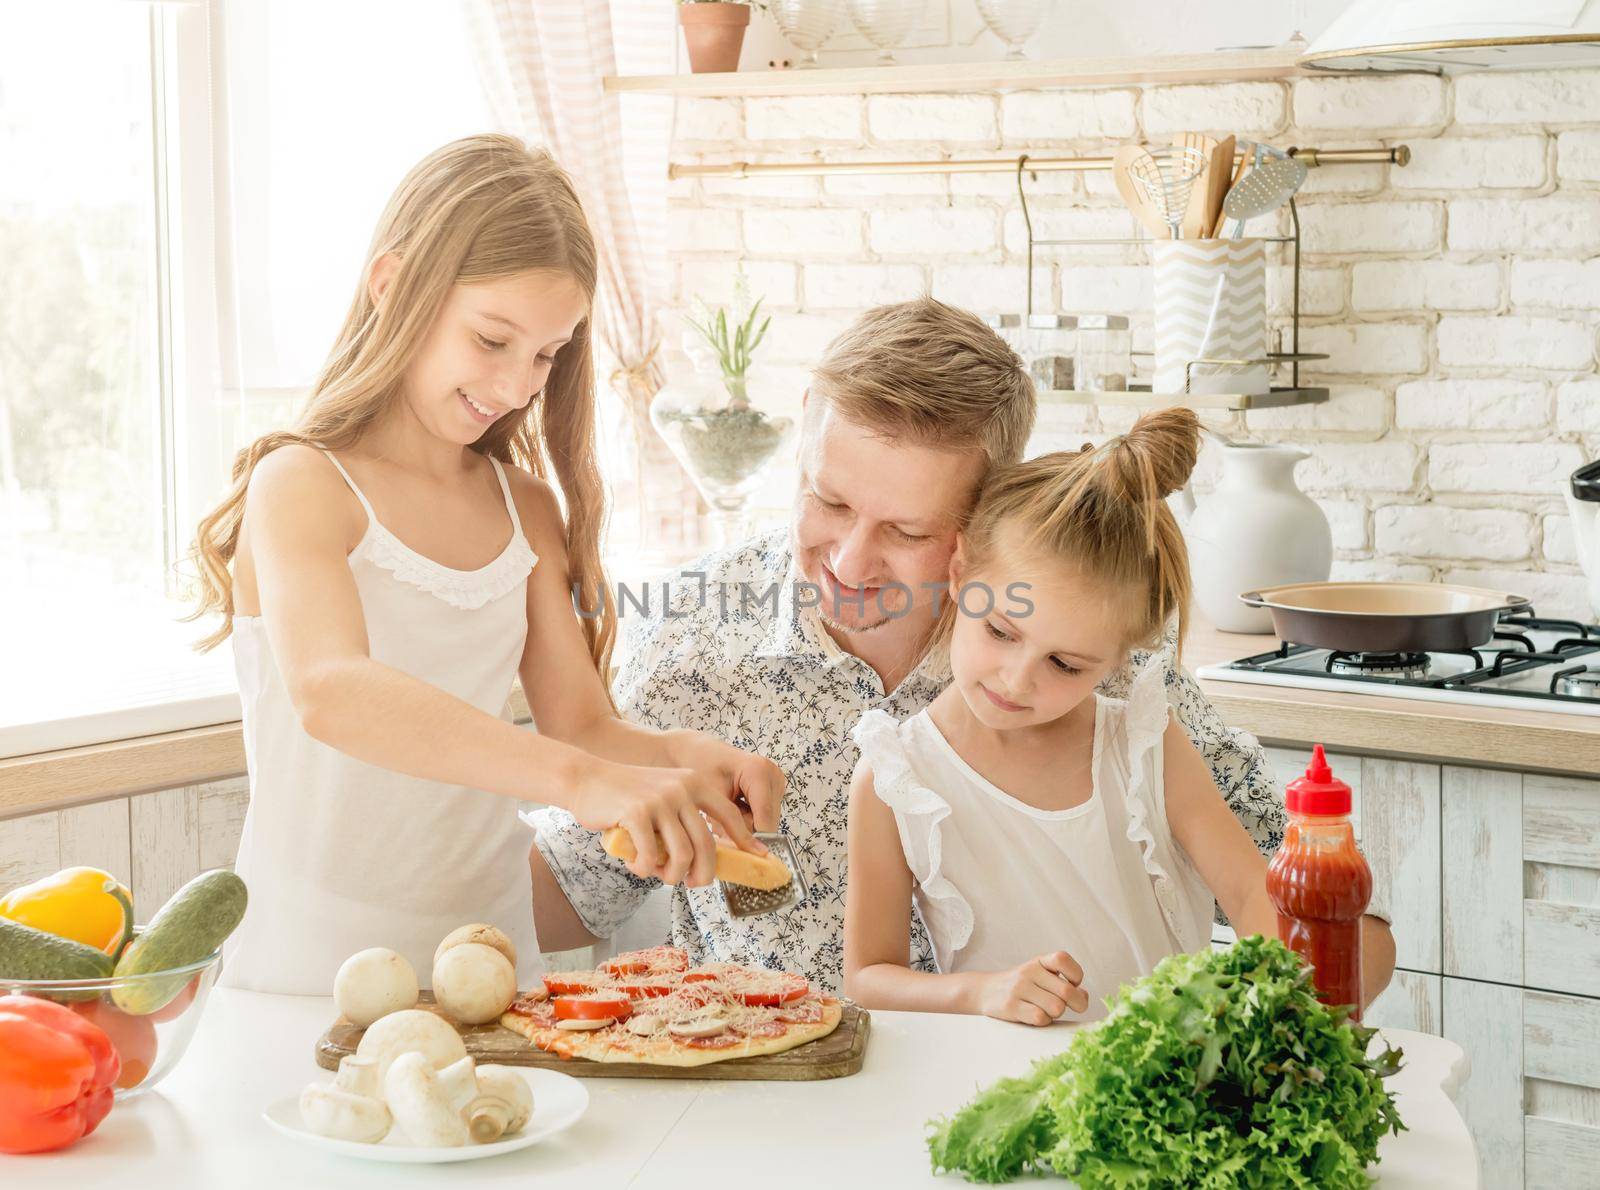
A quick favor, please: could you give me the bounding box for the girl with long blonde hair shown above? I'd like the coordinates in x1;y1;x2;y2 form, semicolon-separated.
192;135;782;993
842;409;1394;1023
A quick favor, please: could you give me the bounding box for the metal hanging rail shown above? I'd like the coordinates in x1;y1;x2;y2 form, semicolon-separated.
668;144;1410;180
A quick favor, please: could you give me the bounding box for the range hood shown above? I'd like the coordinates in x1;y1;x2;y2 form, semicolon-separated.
1303;0;1600;72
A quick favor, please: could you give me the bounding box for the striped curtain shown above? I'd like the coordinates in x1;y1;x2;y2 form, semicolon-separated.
463;0;705;559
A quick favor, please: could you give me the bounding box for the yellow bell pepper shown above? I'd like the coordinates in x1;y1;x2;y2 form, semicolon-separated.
0;868;134;957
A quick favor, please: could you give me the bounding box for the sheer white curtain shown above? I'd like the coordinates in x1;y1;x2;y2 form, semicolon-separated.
463;0;705;565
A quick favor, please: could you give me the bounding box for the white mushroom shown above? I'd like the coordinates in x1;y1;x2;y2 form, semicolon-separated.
299;1056;391;1144
667;1015;728;1039
432;943;517;1025
434;923;517;970
466;1066;535;1143
334;948;419;1027
384;1052;468;1148
434;1055;480;1114
355;1008;467;1082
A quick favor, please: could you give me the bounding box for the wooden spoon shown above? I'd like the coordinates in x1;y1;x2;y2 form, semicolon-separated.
1112;144;1171;240
1171;132;1217;239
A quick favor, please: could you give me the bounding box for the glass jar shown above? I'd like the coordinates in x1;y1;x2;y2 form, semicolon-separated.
1073;314;1131;393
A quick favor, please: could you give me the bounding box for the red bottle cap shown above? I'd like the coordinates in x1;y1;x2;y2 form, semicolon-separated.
1286;744;1352;816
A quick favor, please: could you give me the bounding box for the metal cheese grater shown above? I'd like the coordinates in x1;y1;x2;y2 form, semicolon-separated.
720;832;808;918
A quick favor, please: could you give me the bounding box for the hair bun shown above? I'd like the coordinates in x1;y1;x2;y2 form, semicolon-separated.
1114;406;1201;500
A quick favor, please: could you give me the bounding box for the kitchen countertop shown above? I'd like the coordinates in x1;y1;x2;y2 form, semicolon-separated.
1187;621;1600;779
5;617;1597;820
4;989;1477;1189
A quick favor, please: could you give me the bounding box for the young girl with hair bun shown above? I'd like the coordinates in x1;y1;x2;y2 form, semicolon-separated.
190;135;781;993
843;408;1393;1023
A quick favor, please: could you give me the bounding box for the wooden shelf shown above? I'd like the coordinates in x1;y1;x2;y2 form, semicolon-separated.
605;46;1307;98
1041;386;1330;412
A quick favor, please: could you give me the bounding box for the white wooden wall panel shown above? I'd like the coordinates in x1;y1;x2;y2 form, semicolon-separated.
1361;759;1440;974
1443;766;1523;985
57;800;132;886
1364;969;1440;1036
197;779;249;871
130;786;201;922
1444;976;1525;1190
0;813;61;890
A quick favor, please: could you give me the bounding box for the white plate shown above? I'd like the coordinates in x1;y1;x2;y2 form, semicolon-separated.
263;1067;588;1164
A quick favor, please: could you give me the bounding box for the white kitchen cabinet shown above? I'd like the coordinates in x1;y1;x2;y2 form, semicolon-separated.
1365;969;1441;1036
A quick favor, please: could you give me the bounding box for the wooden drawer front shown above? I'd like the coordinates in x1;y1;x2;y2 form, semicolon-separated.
1526;1118;1600;1190
1443;769;1600;999
1442;979;1600;1190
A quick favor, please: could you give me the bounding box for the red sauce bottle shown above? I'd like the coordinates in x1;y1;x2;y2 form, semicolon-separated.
1265;745;1373;1019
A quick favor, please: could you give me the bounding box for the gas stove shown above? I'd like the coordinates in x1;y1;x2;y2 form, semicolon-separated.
1196;614;1600;716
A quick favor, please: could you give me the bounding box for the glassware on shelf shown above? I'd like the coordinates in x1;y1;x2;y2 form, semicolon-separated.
771;0;848;68
1073;314;1132;393
974;0;1046;60
846;0;926;65
649;334;798;547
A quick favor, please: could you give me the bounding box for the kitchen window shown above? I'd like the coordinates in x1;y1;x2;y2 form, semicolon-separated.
0;0;495;758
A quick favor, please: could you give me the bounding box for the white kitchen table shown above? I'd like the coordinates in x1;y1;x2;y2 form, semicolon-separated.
3;989;1478;1189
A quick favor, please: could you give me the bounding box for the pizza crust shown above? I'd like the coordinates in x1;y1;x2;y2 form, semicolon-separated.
499;998;843;1068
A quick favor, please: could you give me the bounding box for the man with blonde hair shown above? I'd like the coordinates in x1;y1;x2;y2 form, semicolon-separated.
529;296;1320;988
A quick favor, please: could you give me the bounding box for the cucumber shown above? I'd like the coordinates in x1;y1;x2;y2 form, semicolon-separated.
0;916;116;998
112;869;248;1014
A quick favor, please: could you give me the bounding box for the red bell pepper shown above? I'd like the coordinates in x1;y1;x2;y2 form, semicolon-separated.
0;995;120;1154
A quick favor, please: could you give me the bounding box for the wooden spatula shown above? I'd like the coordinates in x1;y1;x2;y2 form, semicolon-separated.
1201;135;1236;241
1112;144;1171;240
1171;132;1218;239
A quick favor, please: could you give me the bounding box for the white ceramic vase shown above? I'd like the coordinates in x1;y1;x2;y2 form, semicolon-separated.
1180;443;1331;634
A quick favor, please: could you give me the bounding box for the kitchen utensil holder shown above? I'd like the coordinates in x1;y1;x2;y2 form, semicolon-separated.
1013;153;1331;411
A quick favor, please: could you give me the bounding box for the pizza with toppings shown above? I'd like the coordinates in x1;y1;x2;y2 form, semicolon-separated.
500;947;844;1067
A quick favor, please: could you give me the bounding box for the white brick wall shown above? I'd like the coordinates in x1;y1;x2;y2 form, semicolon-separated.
1292;75;1445;133
666;70;1600;620
1393;136;1547;191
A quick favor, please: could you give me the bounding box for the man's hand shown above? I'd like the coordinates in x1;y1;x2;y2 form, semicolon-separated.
975;952;1089;1026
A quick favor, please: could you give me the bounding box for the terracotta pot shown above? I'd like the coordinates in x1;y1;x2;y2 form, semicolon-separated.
678;2;751;73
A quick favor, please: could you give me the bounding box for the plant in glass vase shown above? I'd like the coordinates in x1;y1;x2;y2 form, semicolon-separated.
650;275;797;545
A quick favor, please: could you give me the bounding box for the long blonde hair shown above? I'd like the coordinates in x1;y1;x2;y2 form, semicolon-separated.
961;407;1201;655
188;134;615;678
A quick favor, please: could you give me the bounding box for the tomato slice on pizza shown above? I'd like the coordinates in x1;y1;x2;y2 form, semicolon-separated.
552;991;633;1022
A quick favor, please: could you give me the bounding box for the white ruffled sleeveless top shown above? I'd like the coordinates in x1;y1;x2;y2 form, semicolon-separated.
221;451;545;995
850;655;1214;1020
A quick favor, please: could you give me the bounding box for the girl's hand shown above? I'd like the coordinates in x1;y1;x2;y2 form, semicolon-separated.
666;731;786;835
976;952;1089;1026
569;759;769;888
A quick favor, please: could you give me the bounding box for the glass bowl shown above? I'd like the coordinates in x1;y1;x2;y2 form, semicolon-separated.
0;947;222;1098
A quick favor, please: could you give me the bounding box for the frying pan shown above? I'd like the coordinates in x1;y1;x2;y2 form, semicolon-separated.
1238;582;1531;653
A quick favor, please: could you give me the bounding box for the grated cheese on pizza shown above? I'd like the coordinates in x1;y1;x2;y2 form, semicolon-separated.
502;947;842;1067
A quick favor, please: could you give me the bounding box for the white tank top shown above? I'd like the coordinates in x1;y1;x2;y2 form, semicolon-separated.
850;654;1215;1020
221;451;545;995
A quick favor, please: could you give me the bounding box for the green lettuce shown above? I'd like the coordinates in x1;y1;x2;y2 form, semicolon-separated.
927;936;1405;1187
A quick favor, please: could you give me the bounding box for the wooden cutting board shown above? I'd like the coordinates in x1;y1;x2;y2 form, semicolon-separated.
315;993;871;1081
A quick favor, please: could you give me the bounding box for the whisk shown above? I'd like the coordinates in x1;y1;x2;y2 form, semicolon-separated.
1126;145;1208;241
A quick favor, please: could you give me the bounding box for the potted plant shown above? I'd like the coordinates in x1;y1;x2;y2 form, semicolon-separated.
650;273;797;544
677;0;761;73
